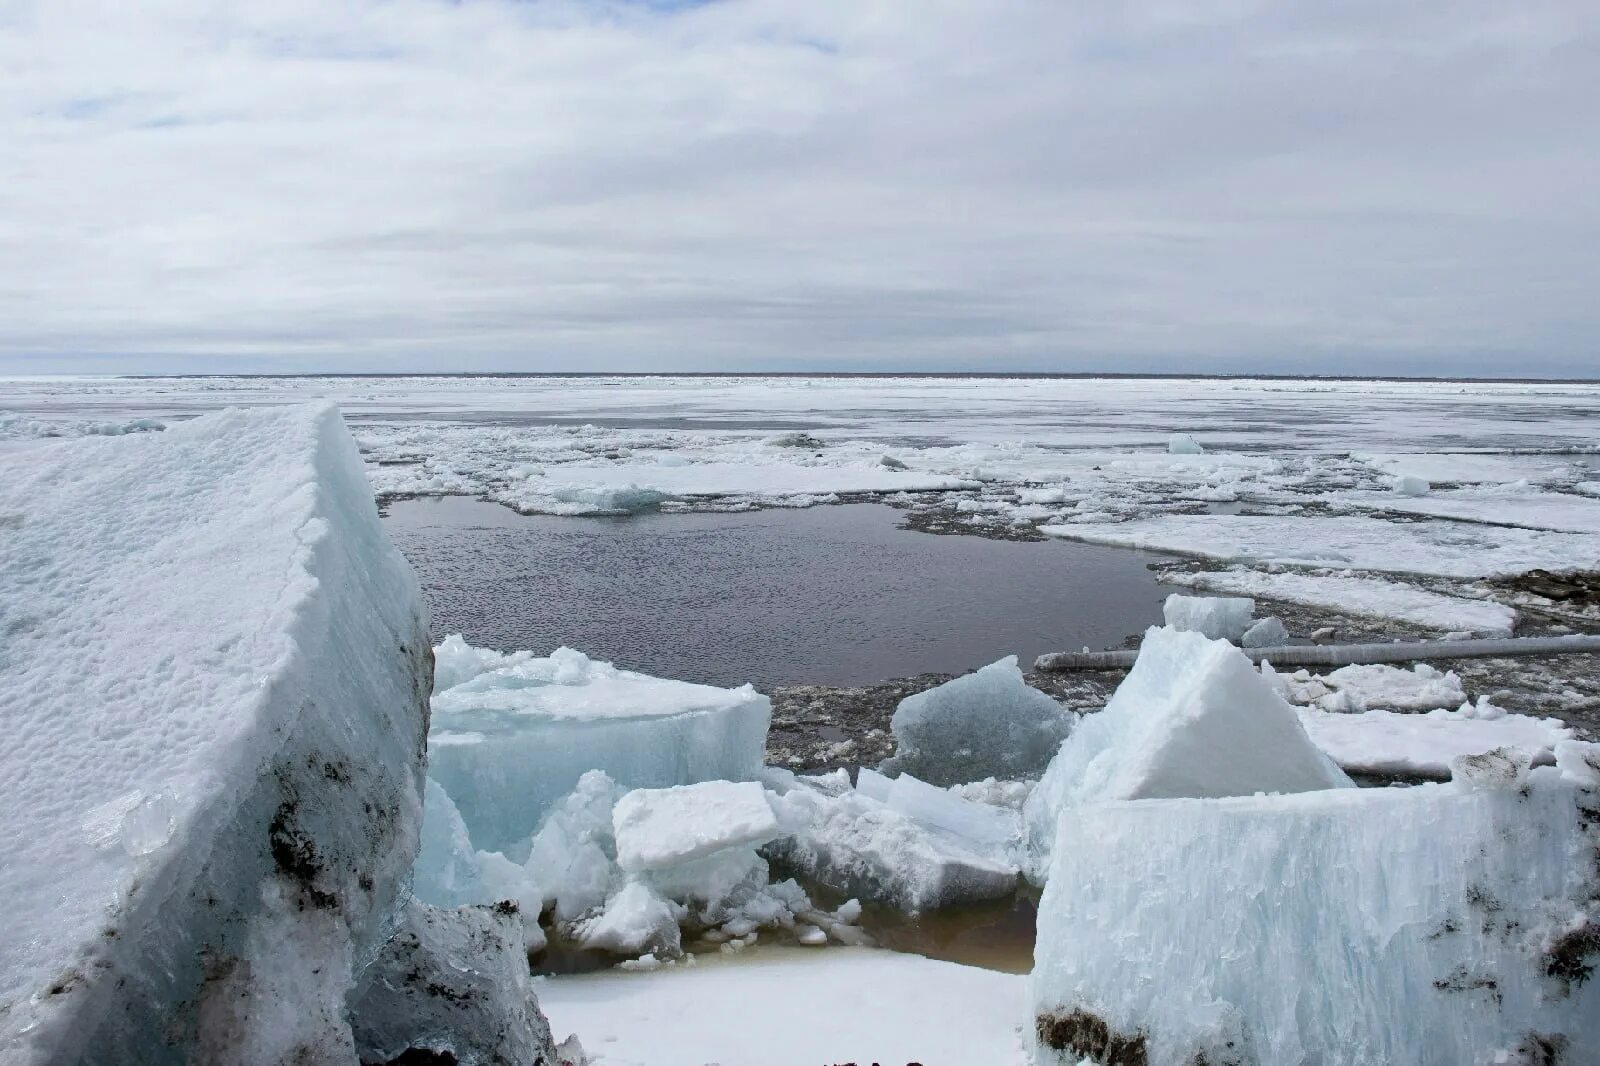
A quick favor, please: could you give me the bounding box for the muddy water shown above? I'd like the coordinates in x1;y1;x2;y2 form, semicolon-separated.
383;497;1168;687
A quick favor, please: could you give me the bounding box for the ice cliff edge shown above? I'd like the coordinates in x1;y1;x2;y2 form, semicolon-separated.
0;405;433;1063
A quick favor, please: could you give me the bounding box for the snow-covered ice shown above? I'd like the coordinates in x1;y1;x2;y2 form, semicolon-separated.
1025;627;1352;880
1031;772;1600;1065
1162;593;1255;641
1265;661;1468;713
879;655;1075;785
1296;702;1573;778
1164;567;1518;635
0;405;432;1062
612;781;780;872
537;946;1029;1066
856;768;1022;855
428;637;770;852
351;900;557;1066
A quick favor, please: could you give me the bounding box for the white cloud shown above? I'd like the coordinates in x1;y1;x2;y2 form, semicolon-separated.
1;0;1596;374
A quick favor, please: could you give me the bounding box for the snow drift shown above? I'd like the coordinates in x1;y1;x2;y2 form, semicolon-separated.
0;405;433;1063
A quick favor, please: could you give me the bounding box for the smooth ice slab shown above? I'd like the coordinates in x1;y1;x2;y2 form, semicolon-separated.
536;946;1029;1066
0;405;432;1063
1165;568;1517;635
1162;594;1254;641
428;638;771;852
1024;627;1351;880
879;656;1075;785
613;781;780;872
1296;703;1572;778
1031;776;1600;1065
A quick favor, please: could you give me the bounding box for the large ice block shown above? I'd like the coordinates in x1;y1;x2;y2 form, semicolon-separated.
1031;773;1600;1065
1024;627;1351;881
1161;593;1255;641
428;637;771;852
0;406;432;1063
879;655;1075;786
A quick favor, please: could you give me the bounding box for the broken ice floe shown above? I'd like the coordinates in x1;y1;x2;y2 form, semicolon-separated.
1030;763;1600;1064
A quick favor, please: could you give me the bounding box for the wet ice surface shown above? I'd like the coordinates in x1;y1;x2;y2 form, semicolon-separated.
383;498;1168;687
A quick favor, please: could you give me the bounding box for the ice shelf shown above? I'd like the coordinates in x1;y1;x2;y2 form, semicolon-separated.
0;405;433;1063
1031;768;1600;1065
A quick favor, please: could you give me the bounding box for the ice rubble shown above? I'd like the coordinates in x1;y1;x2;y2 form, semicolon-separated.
1161;593;1255;641
1024;627;1352;880
1030;765;1600;1065
0;406;433;1062
878;655;1076;785
1264;660;1467;712
428;637;770;852
1164;567;1518;635
350;900;557;1066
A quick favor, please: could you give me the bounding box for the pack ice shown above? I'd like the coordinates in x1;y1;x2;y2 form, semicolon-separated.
1031;760;1600;1064
1024;627;1352;880
428;636;770;852
0;406;433;1063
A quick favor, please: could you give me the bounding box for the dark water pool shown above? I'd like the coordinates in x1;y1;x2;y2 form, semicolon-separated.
383;498;1168;688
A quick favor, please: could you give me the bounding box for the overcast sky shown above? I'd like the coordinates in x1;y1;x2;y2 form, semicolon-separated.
1;1;1595;376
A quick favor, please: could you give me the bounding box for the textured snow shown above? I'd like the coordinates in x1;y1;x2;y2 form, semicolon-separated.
351;900;557;1066
1162;593;1255;641
1164;568;1518;635
1047;513;1600;578
879;655;1075;785
1296;703;1573;778
1025;627;1352;880
428;638;770;852
1268;661;1467;713
0;405;432;1062
538;946;1029;1066
612;781;780;872
1031;774;1600;1065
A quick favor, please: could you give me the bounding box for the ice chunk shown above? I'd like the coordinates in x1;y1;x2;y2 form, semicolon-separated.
878;656;1075;785
1273;661;1468;713
1167;433;1205;454
571;882;685;957
1390;473;1432;496
1162;593;1255;641
1240;615;1289;649
1555;740;1600;787
428;640;770;852
0;405;432;1063
525;770;625;923
613;781;780;872
856;768;1020;856
1030;778;1600;1064
1025;627;1351;880
1297;703;1571;779
351;900;557;1066
765;789;1017;912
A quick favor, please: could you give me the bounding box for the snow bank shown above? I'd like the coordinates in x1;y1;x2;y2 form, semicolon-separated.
538;946;1029;1065
351;900;557;1066
1165;567;1518;635
1297;702;1573;778
879;656;1075;785
0;405;432;1062
1024;627;1352;880
1031;772;1600;1065
428;638;770;852
1162;593;1255;641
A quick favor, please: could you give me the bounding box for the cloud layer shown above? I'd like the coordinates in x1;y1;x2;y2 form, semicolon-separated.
2;0;1596;375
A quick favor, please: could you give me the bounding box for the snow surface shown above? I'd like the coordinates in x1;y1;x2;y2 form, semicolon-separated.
1296;703;1573;778
1164;567;1517;635
1031;773;1600;1065
1025;627;1352;881
428;638;770;852
612;781;780;872
0;405;432;1062
537;947;1029;1066
879;655;1075;785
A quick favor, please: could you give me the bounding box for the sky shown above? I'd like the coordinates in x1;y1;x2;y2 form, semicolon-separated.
1;0;1596;377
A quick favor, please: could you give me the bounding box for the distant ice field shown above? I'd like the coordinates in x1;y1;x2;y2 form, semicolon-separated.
6;375;1597;660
